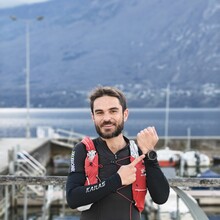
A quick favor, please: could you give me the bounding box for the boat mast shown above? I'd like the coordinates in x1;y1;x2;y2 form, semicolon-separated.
186;127;191;151
164;84;170;147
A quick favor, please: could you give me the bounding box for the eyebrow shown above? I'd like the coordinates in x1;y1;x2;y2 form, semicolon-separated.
94;107;119;113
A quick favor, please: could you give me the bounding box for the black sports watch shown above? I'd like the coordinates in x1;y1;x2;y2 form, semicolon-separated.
146;150;157;160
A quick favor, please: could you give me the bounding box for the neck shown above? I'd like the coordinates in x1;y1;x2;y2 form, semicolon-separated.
102;134;127;154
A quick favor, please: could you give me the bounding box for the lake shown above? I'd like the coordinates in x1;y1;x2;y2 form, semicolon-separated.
0;108;220;138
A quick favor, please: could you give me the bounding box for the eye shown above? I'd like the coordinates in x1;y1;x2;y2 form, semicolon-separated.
95;111;103;115
110;109;118;114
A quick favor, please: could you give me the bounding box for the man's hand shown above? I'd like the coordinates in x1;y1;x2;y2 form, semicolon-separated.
117;154;145;185
137;126;159;154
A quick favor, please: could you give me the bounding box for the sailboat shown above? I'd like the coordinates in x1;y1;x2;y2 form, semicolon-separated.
157;85;210;170
180;128;210;169
157;84;183;167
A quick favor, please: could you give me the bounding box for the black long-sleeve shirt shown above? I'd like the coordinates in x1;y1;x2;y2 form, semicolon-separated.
66;137;169;220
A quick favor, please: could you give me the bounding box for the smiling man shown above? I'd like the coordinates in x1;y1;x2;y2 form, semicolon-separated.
66;86;169;220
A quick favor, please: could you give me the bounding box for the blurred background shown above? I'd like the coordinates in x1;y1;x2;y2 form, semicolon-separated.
0;1;220;219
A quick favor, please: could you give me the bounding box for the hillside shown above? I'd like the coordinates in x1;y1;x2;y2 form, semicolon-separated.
0;0;219;107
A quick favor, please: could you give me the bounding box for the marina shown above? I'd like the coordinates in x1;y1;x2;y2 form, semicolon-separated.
0;134;220;220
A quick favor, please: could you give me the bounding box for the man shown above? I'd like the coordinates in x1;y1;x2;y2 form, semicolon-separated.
66;86;169;220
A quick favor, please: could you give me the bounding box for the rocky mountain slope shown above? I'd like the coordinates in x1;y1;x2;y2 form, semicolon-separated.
0;0;219;107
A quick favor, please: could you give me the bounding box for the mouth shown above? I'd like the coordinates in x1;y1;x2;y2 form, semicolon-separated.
103;125;113;130
102;124;113;128
101;122;115;129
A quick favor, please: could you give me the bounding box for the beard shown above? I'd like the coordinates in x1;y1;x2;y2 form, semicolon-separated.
94;120;124;139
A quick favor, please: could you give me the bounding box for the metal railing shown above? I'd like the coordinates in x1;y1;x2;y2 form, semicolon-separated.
0;176;220;220
0;176;66;220
1;175;220;187
17;150;46;176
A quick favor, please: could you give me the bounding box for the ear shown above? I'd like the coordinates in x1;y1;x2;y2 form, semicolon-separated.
123;108;129;122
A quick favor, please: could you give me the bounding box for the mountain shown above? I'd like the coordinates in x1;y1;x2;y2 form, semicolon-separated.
0;0;219;107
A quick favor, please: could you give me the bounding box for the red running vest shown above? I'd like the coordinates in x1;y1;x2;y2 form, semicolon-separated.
82;136;147;212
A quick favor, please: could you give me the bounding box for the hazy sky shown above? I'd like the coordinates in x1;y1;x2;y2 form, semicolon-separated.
0;0;49;9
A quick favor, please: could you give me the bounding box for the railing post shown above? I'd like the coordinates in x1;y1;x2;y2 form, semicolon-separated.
4;185;9;220
156;205;160;220
23;185;28;220
61;184;66;217
42;185;47;220
176;193;180;220
8;148;18;217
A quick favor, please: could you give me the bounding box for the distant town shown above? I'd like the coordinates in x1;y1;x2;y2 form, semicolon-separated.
1;83;219;108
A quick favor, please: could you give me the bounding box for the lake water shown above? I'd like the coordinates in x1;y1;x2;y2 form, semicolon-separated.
0;108;220;138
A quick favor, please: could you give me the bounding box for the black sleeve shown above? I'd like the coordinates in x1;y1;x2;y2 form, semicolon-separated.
66;142;122;209
144;158;170;204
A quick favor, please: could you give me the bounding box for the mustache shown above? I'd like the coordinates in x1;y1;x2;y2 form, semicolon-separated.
101;121;115;126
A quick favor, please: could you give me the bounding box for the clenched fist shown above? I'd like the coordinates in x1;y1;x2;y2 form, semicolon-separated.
137;126;159;154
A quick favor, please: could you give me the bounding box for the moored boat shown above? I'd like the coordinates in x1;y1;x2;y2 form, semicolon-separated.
157;147;182;167
182;151;210;167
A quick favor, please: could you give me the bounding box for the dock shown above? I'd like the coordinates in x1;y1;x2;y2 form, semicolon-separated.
0;137;73;220
187;189;220;205
0;138;50;174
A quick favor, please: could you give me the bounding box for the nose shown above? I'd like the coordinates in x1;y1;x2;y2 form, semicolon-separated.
102;112;112;121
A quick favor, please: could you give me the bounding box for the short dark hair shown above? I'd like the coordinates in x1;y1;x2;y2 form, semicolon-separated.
89;86;127;113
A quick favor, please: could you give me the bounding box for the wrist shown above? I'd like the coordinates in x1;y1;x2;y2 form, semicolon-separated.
145;150;157;160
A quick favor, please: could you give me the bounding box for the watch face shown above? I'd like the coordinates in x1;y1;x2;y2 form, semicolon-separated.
148;150;157;160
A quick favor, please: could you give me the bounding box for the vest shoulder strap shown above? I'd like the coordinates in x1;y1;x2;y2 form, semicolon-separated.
82;136;95;151
129;140;140;158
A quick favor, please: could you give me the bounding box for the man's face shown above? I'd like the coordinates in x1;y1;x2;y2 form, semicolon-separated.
92;96;128;139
